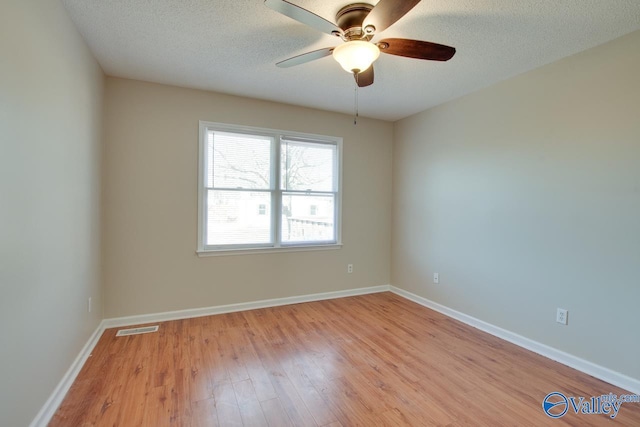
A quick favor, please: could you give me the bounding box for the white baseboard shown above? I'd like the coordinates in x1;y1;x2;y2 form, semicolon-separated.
389;285;640;395
30;321;106;427
103;284;391;328
32;284;389;426
33;283;639;427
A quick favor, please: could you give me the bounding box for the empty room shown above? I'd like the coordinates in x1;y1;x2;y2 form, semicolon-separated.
2;0;640;426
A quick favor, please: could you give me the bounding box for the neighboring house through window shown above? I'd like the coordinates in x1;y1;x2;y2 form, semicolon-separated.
197;121;342;254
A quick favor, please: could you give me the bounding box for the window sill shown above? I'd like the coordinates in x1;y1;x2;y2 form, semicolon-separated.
196;243;343;257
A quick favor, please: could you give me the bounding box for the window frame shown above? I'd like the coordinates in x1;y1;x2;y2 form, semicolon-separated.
197;121;343;256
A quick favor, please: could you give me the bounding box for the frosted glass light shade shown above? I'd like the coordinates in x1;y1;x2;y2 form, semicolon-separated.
332;41;380;73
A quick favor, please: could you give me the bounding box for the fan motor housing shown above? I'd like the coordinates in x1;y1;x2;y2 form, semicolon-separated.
336;3;374;40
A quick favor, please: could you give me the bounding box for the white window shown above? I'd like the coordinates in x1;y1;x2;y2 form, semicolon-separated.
198;121;342;254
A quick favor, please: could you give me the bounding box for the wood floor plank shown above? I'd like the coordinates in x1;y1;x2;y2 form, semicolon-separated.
277;352;338;425
51;293;640;426
143;384;175;426
260;398;293;427
190;397;220;427
315;375;386;426
201;334;230;386
212;380;243;426
237;400;269;427
214;402;243;427
246;329;318;426
226;325;278;402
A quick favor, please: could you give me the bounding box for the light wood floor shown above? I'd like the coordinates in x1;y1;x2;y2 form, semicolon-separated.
52;292;640;426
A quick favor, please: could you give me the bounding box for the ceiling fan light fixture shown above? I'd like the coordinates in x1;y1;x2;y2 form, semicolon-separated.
332;40;380;74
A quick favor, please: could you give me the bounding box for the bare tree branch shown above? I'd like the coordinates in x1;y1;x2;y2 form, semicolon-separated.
213;143;331;190
214;148;269;187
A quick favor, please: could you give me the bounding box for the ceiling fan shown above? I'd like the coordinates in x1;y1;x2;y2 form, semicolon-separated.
264;0;456;87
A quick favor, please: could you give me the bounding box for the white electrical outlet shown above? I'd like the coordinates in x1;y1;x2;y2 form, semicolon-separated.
433;273;439;284
347;264;353;274
556;308;568;325
88;297;92;313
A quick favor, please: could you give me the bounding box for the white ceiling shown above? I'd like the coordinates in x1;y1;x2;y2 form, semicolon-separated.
62;0;640;121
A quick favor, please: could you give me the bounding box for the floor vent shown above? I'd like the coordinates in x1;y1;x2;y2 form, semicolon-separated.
116;325;159;337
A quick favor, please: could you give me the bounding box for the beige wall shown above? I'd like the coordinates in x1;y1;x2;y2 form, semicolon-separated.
102;78;393;318
0;1;104;425
392;30;640;380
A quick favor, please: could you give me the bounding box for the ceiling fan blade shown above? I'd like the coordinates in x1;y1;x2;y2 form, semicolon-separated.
355;66;374;87
276;47;334;68
378;38;456;61
264;0;343;36
363;0;421;34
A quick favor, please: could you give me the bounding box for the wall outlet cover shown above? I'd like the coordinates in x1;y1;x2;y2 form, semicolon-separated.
556;308;568;325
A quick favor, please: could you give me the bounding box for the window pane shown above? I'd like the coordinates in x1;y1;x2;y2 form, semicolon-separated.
211;131;272;189
281;140;336;192
207;190;272;246
206;131;214;187
281;193;335;243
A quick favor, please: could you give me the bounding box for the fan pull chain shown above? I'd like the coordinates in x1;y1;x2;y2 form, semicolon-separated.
354;72;359;125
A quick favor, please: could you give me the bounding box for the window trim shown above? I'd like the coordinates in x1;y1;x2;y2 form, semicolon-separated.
197;121;343;256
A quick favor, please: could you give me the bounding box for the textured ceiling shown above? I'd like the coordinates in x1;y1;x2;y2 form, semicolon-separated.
62;0;640;121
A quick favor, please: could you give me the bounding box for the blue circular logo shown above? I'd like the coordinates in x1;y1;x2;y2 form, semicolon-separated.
543;392;568;418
